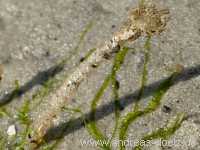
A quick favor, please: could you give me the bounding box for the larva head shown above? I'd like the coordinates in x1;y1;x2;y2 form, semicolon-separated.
128;4;170;35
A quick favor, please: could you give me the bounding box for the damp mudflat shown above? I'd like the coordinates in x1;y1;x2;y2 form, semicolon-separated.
0;0;200;150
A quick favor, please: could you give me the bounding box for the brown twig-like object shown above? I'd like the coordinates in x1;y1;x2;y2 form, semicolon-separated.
29;3;169;148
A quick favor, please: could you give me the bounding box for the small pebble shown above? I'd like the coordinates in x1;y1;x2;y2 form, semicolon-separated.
7;125;16;136
91;63;98;68
111;24;116;28
115;80;120;90
79;57;85;62
162;105;172;113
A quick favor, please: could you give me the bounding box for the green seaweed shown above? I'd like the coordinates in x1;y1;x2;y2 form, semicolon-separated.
10;80;21;99
134;36;151;111
0;107;12;118
133;113;185;150
118;37;179;150
109;74;120;142
90;47;129;117
14;125;32;150
14;80;20;92
143;113;185;140
59;21;94;66
12;80;21;100
90;47;129;112
119;73;176;150
74;21;94;55
87;74;112;150
119;37;151;150
0;134;7;149
16;100;31;125
14;100;32;149
87;47;130;150
0;14;184;150
144;75;174;113
80;48;96;62
109;47;132;142
119;110;144;150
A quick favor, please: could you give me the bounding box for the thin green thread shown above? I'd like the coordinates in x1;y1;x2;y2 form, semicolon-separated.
133;113;185;150
134;36;151;111
119;37;151;150
119;73;176;150
87;47;130;150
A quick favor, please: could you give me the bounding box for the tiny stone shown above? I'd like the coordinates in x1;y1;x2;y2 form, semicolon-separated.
7;125;16;136
162;105;172;113
111;25;116;28
45;51;50;57
91;63;98;68
79;57;85;62
115;80;120;90
28;133;32;139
